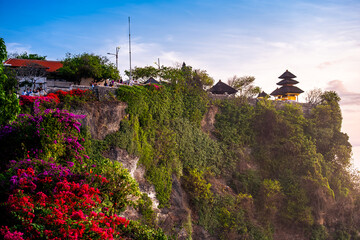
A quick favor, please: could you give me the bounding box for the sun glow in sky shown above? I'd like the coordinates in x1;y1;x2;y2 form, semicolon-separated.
1;0;360;168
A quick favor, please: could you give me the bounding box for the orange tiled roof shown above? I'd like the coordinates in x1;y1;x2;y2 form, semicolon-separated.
4;58;63;72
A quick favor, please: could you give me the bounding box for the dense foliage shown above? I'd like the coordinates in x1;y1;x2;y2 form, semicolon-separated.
0;38;21;126
57;53;119;84
125;62;214;87
113;79;359;239
210;95;359;239
9;51;47;60
227;75;261;97
114;81;212;207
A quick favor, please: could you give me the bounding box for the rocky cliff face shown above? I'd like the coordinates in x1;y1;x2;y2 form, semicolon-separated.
201;105;218;136
72;101;319;239
72;101;127;140
103;146;193;239
73;101;207;239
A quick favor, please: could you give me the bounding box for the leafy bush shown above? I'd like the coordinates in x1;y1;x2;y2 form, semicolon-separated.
119;221;168;240
230;170;261;196
0;37;20;126
310;224;328;240
182;169;213;204
138;194;156;226
214;98;255;146
0;104;147;239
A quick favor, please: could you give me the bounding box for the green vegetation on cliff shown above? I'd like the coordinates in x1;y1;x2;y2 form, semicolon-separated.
111;72;358;239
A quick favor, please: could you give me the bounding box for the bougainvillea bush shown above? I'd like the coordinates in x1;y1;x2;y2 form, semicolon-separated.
1;159;129;239
0;101;87;167
19;89;96;113
19;94;60;114
55;89;96;108
0;102;153;239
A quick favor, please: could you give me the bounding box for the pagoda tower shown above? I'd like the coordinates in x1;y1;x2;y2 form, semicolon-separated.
270;70;303;101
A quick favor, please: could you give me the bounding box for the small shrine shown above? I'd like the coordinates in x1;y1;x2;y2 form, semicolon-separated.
144;77;160;84
270;70;303;101
209;80;238;95
257;91;269;99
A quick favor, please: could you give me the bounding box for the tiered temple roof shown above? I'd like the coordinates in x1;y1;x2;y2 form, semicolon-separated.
270;70;303;101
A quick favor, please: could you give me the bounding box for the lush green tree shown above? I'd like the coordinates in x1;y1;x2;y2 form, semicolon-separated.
309;91;349;164
307;90;353;202
0;38;20;126
125;63;214;87
228;75;261;97
124;66;159;80
57;53;119;84
8;51;47;60
194;69;214;87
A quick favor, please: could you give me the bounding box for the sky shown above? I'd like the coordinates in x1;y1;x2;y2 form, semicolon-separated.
1;0;360;169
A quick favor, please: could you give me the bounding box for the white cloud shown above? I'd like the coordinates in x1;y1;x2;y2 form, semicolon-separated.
6;43;31;55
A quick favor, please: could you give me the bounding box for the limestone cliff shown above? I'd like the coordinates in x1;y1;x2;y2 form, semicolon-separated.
72;101;127;140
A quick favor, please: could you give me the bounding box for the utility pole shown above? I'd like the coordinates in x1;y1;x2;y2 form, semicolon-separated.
128;16;132;81
107;46;120;72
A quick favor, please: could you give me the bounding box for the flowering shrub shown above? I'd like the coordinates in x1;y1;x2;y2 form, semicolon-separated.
0;105;86;166
55;89;96;104
56;89;89;98
0;105;150;239
20;94;60;107
2;159;129;240
0;226;24;240
144;84;162;91
19;89;95;113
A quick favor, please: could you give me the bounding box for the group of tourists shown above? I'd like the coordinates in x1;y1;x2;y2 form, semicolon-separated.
104;79;116;87
22;87;47;96
91;79;123;88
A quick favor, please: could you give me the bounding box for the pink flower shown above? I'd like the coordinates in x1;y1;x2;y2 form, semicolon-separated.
1;227;24;240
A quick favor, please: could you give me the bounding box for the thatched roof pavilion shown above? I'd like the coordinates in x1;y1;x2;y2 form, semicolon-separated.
144;77;160;84
209;80;238;95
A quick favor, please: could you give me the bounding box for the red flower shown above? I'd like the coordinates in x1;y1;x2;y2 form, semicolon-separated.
70;210;86;220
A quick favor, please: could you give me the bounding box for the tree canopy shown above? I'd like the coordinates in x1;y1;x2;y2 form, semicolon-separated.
0;38;20;126
57;53;119;84
124;66;159;80
8;51;47;60
228;75;261;97
125;63;214;87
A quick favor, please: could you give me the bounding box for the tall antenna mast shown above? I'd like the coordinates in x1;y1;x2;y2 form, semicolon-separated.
128;17;132;81
158;58;161;82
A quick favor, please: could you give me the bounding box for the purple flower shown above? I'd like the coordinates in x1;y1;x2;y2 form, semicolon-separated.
10;176;18;187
